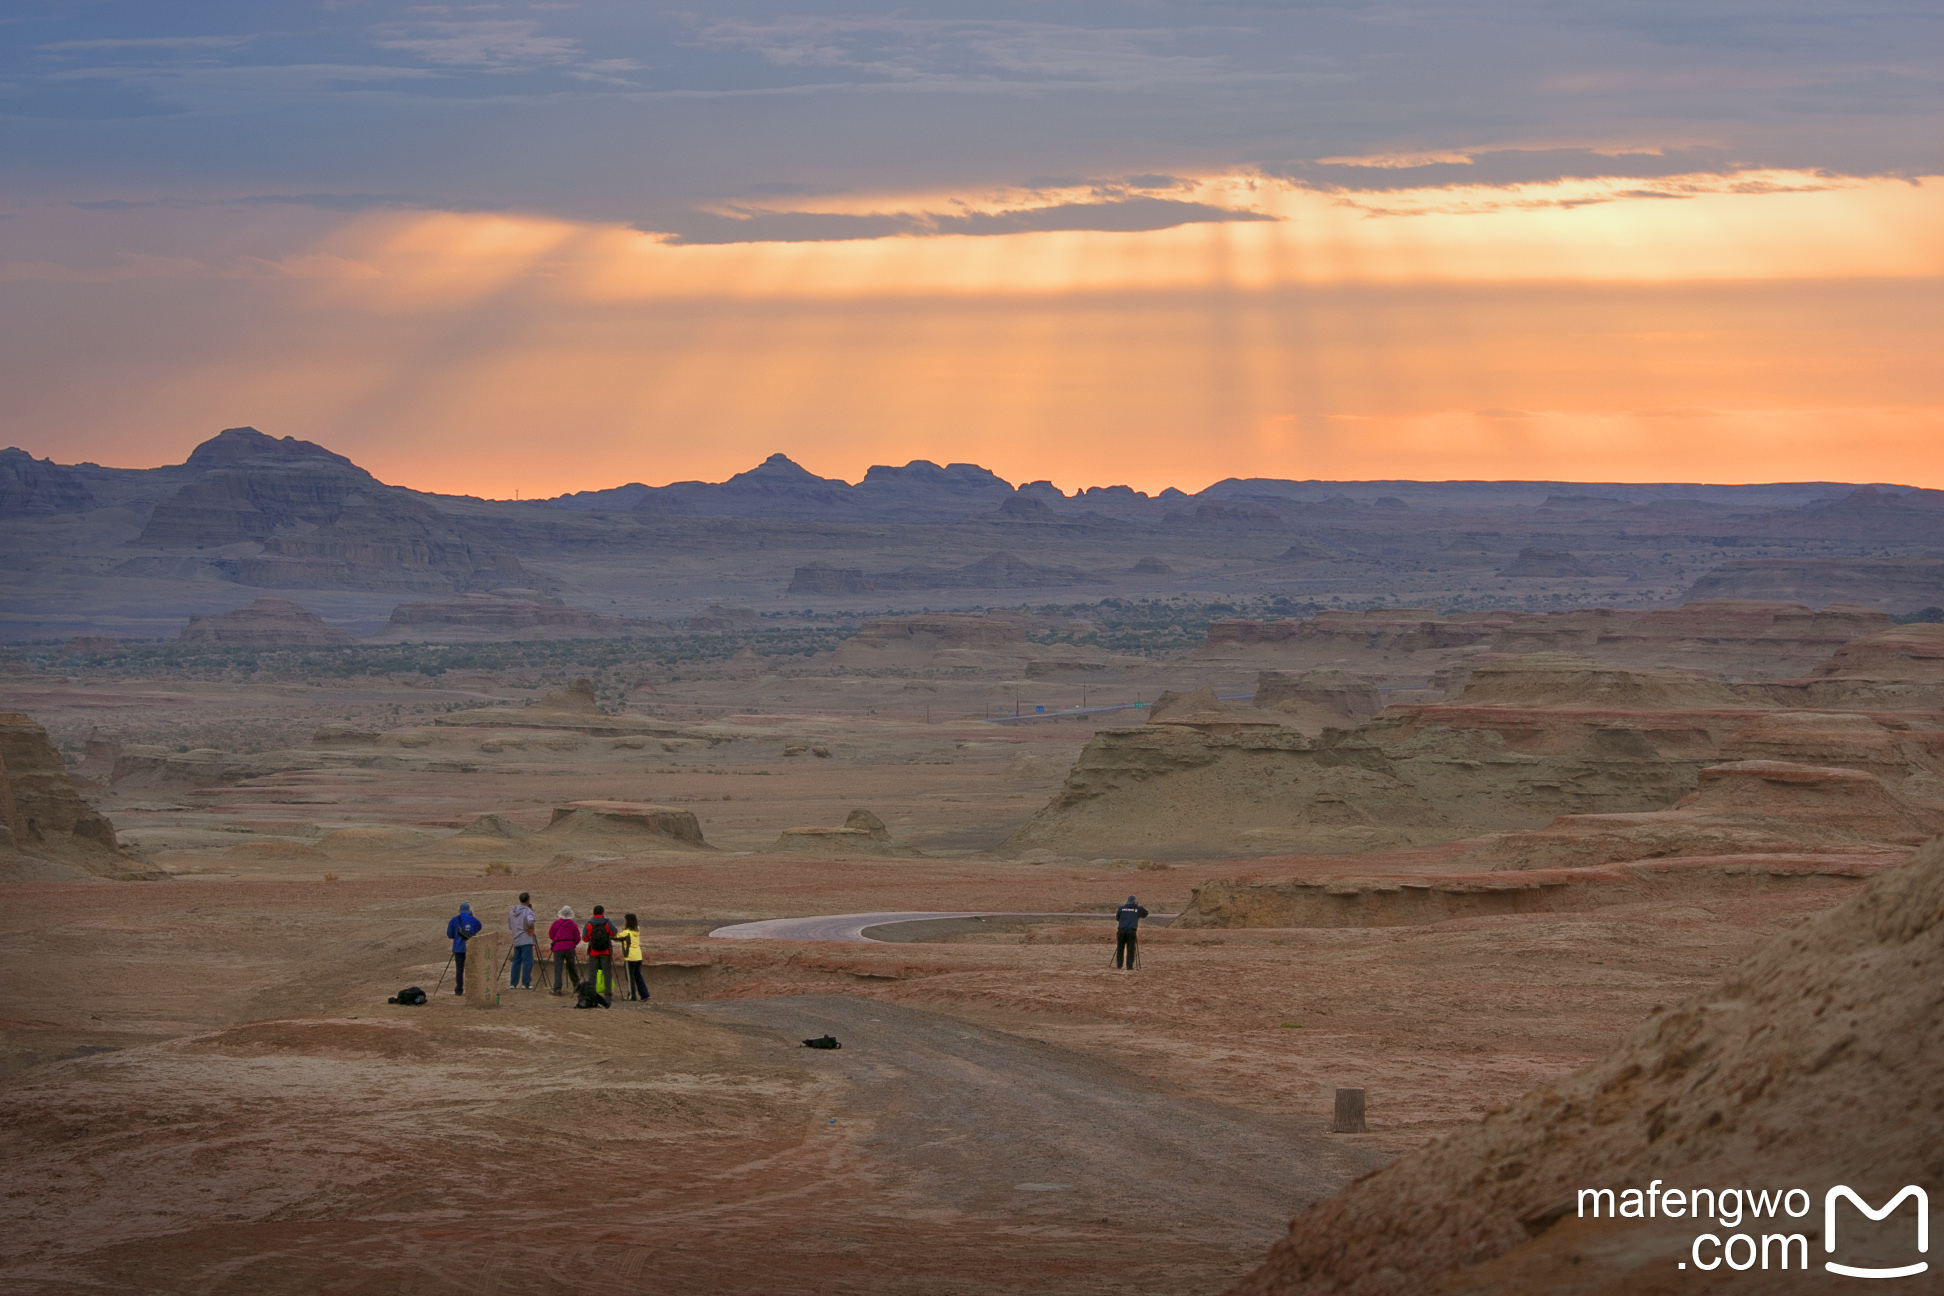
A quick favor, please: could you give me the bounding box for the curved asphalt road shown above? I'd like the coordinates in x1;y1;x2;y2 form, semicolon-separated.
711;911;1175;942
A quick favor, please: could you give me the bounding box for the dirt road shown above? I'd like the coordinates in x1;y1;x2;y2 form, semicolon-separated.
691;995;1384;1255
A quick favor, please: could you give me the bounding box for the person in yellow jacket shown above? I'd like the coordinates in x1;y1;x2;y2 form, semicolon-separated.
618;912;649;1002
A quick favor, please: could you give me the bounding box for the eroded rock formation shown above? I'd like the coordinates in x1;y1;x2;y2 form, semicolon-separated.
1175;853;1891;930
768;807;923;857
0;713;155;880
1008;653;1944;859
180;597;354;646
1225;836;1944;1295
541;801;710;850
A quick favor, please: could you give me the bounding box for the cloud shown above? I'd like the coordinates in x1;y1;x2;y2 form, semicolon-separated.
1270;147;1749;193
691;17;1251;90
658;197;1275;245
222;192;504;213
36;35;256;54
371;19;581;70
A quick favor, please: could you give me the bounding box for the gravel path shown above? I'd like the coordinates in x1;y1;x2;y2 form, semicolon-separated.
688;994;1385;1254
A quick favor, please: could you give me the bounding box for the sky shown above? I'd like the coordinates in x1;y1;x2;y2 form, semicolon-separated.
2;1;1940;497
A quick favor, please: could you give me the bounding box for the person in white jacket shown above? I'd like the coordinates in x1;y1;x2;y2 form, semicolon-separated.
507;892;536;989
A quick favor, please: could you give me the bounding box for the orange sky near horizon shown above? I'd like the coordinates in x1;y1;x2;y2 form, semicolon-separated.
9;171;1941;497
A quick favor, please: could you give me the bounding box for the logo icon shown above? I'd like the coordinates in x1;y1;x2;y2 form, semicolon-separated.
1824;1186;1929;1279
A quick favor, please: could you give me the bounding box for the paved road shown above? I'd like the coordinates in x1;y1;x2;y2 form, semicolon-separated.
711;911;990;941
710;911;1174;942
688;995;1386;1255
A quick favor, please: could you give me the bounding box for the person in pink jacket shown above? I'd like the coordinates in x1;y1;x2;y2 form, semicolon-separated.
548;905;583;996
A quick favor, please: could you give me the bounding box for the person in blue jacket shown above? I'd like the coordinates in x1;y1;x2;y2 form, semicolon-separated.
1114;895;1148;970
446;902;484;994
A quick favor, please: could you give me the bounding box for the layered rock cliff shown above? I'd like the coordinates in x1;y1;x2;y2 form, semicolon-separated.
0;713;156;880
1007;651;1944;859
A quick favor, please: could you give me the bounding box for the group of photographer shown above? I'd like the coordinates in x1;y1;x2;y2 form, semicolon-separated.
445;893;648;1005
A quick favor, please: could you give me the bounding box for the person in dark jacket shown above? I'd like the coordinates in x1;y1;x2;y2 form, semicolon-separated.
584;905;618;1005
1114;895;1148;970
446;902;484;994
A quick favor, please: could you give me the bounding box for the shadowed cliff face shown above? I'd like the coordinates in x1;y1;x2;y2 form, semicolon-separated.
0;448;96;516
133;429;528;592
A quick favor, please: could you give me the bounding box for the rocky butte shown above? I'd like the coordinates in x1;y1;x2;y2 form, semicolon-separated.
179;597;354;647
128;427;528;592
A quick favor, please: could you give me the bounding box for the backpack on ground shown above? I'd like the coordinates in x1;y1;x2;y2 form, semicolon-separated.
574;981;610;1009
389;986;428;1006
802;1035;841;1050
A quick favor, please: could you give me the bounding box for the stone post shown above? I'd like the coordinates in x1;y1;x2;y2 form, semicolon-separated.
468;934;500;1008
1332;1088;1367;1133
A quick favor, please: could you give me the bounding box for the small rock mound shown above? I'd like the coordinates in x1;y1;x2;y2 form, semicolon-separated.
180;597;354;647
769;808;922;857
1130;555;1174;574
542;801;709;850
457;814;530;839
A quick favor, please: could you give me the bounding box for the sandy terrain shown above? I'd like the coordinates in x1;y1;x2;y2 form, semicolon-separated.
3;583;1940;1293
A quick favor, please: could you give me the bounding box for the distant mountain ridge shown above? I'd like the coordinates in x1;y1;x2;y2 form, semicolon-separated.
528;449;1888;521
56;427;531;593
6;429;1943;618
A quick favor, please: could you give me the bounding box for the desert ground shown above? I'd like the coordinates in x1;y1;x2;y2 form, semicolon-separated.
3;430;1942;1294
